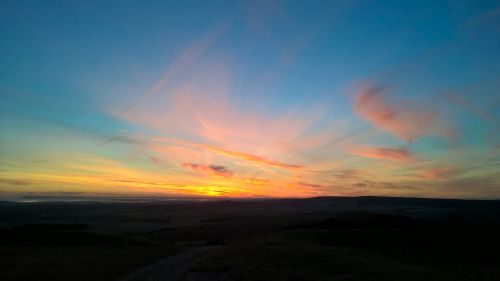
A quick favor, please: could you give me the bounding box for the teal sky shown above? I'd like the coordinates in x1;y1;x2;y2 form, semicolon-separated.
1;0;499;199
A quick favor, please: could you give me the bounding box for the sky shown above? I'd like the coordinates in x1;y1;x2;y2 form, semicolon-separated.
1;0;499;199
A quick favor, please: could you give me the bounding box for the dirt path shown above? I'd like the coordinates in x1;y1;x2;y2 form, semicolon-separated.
118;246;223;281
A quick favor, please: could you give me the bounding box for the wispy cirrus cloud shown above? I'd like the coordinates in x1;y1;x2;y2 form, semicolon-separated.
120;64;320;181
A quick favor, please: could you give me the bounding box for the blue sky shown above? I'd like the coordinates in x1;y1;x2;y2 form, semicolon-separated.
1;0;499;199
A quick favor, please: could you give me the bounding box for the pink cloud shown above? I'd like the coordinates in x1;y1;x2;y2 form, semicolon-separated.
419;166;457;180
353;85;454;142
351;146;417;162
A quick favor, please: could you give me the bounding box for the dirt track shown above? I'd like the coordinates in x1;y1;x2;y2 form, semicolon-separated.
119;246;226;281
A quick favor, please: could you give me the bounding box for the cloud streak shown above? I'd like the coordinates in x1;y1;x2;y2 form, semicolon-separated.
418;166;457;180
0;178;32;185
151;137;304;171
101;21;229;134
351;146;417;162
203;146;303;170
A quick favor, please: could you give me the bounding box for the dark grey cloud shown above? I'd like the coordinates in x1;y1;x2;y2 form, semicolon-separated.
182;163;234;178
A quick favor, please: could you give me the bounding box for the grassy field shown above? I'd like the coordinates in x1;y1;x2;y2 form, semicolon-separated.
0;225;178;281
1;198;500;281
192;216;500;281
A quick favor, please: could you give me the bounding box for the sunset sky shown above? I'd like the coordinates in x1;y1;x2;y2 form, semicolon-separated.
1;0;499;199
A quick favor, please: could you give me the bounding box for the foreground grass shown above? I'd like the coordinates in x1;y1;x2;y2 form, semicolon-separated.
0;229;178;281
193;229;500;281
1;246;173;281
